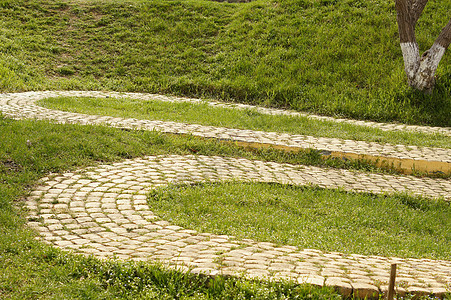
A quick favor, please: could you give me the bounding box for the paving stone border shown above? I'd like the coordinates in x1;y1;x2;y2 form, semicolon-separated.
0;91;450;175
1;91;449;298
27;155;450;299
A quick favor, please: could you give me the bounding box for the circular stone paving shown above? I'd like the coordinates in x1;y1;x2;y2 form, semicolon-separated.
26;155;451;299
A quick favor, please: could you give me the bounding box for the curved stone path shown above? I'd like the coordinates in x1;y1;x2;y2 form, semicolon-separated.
26;156;450;299
1;91;449;298
2;90;449;136
1;91;450;175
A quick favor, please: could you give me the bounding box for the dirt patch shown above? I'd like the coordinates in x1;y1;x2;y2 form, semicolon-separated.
1;159;22;173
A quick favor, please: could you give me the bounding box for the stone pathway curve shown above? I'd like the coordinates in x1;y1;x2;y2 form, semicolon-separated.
26;155;450;299
2;90;450;136
1;91;449;298
1;91;450;174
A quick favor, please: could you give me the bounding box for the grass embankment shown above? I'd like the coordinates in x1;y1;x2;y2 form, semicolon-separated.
148;182;451;260
41;96;451;148
1;0;450;126
0;117;344;299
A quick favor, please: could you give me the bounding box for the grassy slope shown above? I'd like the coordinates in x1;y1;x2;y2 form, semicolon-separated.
0;0;450;126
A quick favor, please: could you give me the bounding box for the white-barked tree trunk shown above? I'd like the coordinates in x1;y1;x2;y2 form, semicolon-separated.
395;0;451;92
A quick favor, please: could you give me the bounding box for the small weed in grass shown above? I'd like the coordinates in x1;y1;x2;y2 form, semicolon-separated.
147;182;451;260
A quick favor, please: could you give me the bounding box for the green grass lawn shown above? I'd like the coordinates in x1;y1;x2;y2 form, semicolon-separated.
1;0;451;298
1;0;450;126
40;96;451;148
148;182;451;260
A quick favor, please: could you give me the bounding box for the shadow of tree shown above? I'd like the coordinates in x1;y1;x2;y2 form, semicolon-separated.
397;72;451;127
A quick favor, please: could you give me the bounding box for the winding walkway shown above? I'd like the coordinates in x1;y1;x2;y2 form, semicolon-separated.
1;91;450;175
1;91;450;299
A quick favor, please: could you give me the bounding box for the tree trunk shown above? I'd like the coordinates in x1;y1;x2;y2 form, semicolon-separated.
395;0;451;91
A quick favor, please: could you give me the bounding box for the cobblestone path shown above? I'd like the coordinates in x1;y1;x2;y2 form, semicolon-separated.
1;91;450;299
1;91;450;174
2;90;450;136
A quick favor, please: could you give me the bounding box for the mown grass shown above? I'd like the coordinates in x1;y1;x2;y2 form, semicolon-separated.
148;182;451;260
2;117;448;299
0;0;450;126
0;117;351;299
40;96;451;148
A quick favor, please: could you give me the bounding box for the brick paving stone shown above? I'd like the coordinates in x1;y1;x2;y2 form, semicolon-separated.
431;287;449;299
325;277;353;297
297;275;325;287
351;282;380;300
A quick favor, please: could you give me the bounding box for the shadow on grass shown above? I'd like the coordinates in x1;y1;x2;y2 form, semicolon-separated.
398;73;451;127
